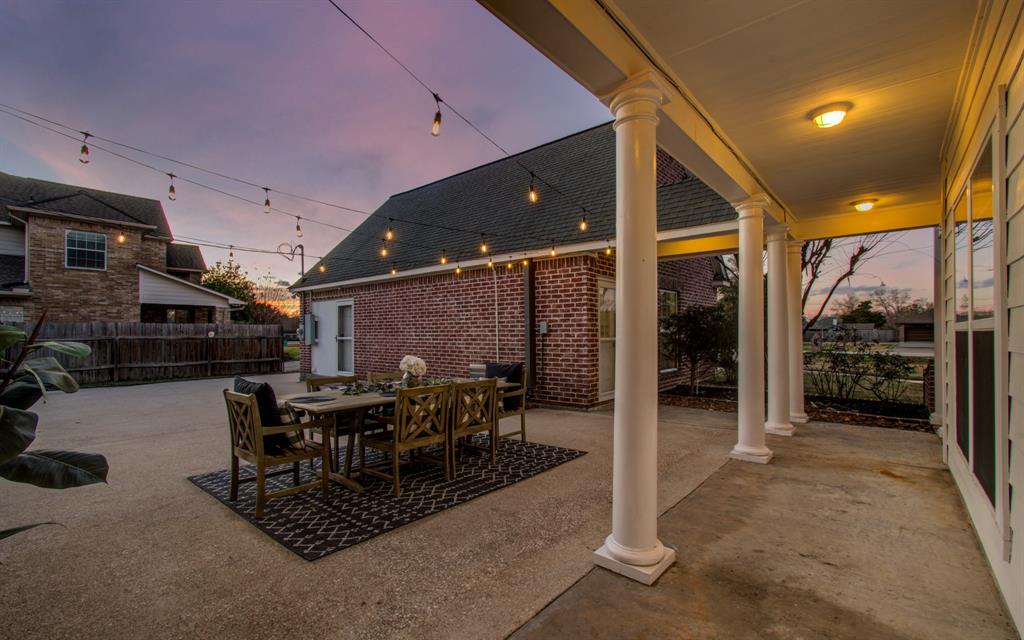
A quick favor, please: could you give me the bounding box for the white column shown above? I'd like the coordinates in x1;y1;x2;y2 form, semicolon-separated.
731;197;773;463
593;72;675;585
766;228;794;436
788;240;808;423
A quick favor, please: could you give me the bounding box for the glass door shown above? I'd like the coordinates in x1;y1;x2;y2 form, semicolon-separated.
598;279;615;401
336;302;354;375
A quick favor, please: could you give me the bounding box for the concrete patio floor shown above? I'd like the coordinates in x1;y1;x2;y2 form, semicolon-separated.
0;374;1016;639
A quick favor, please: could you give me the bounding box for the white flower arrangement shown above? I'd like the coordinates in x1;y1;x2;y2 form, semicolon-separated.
399;355;427;378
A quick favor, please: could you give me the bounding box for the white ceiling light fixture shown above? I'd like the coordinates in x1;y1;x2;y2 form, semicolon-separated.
851;198;878;212
808;102;853;129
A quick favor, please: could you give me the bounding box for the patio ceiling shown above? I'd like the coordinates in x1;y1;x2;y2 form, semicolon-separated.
481;0;979;241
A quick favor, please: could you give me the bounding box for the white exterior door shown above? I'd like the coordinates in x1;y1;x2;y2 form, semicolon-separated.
310;299;354;375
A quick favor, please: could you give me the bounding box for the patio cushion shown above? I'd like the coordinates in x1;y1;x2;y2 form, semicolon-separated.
233;377;291;453
485;362;523;411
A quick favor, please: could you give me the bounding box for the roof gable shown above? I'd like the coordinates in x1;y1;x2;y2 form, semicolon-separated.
0;172;173;238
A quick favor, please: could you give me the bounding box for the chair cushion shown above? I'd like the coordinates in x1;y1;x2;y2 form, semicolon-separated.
485;362;524;411
234;376;291;453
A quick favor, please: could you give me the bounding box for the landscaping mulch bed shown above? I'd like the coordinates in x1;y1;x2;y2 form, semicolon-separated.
660;385;936;433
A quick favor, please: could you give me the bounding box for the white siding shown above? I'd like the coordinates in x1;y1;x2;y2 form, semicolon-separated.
0;225;25;256
138;269;230;308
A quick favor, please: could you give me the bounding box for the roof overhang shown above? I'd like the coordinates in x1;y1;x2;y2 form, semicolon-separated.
8;205;160;232
137;264;245;307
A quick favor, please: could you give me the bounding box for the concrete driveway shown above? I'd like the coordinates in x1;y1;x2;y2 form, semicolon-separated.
0;374;1015;639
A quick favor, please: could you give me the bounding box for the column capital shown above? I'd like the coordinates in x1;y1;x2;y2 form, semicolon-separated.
602;70;673;125
766;225;790;243
787;239;804;254
734;194;773;219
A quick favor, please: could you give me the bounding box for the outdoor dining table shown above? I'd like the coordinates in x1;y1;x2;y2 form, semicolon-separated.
281;379;520;493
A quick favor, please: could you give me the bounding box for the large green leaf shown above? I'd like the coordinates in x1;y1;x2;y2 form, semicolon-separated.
0;449;108;489
0;405;38;464
0;522;59;541
0;325;26;351
27;341;91;359
15;357;79;394
0;381;43;410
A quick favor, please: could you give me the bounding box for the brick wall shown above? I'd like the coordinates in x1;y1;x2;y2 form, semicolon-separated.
300;252;718;409
656;256;719;392
21;216;168;323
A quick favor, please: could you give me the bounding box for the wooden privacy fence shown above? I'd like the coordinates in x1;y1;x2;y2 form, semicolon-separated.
8;322;283;386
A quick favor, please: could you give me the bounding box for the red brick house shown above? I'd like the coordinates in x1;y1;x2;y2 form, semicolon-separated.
0;172;243;324
292;123;733;409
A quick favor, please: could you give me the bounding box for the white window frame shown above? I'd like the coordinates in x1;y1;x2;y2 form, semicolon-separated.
64;229;107;271
336;300;355;375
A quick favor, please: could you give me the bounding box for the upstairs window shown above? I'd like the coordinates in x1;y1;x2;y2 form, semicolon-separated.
65;230;107;270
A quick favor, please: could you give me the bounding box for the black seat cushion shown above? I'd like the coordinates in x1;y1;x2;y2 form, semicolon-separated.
485;362;524;411
234;376;290;453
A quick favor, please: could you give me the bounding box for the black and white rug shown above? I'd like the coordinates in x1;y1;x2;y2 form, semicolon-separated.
189;437;586;561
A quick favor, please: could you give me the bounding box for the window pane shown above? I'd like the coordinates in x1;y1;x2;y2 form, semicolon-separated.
953;193;969;323
65;230;106;269
599;286;615;339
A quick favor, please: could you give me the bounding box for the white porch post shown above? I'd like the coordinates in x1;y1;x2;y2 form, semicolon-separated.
788;240;808;423
731;197;773;463
593;72;676;584
766;228;794;436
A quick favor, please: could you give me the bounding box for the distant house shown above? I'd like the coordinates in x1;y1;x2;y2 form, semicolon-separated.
0;172;243;324
895;312;935;343
292;123;733;409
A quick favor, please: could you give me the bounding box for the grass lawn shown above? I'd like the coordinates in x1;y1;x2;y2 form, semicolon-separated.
283;345;300;361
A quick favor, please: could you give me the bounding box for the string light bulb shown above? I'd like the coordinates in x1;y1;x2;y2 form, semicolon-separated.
79;132;91;164
263;187;271;214
528;173;538;204
295;217;303;238
116;231;126;244
605;241;613;256
385;219;394;241
579;215;588;232
486;255;493;268
380;241;389;257
167;174;177;201
522;258;529;266
549;245;556;257
455;264;462;275
440;250;448;265
431;93;442;137
480;235;488;253
228;246;234;260
506;257;513;270
318;262;326;273
390;263;397;276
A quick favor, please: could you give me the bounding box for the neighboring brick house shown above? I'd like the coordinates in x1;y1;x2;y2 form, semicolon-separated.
292;123;734;409
0;172;243;324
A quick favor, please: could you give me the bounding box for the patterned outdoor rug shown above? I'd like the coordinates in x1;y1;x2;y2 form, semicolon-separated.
189;437;586;560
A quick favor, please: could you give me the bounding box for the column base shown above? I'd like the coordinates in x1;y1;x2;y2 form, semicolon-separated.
790;411;809;424
593;543;676;585
765;421;796;437
730;444;773;464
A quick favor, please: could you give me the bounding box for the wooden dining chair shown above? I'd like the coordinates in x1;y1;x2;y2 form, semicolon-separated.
449;379;498;478
360;384;451;496
223;389;330;518
498;365;528;442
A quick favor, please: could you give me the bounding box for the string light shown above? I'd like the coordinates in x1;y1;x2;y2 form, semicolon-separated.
318;262;326;273
579;215;588;232
390;263;397;275
167;173;176;201
380;241;389;257
295;217;302;238
228;245;234;260
78;132;91;164
116;231;126;244
549;245;556;257
455;264;462;275
480;234;488;253
527;173;538;204
263;187;271;214
431;93;442;137
605;241;613;256
385;219;394;241
522;258;529;266
506;257;513;269
486;255;493;268
440;250;448;265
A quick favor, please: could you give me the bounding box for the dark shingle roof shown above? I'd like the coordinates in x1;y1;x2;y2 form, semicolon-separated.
0;172;173;238
294;122;735;288
166;243;207;272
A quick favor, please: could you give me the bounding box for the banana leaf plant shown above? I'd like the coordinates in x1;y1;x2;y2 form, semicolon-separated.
0;311;108;540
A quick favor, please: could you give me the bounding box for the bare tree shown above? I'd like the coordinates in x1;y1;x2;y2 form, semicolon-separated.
800;234;889;330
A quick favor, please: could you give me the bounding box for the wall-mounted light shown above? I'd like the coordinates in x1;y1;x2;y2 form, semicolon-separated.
808;102;853;129
851;198;878;212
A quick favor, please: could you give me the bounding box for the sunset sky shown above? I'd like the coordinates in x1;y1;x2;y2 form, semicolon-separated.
0;0;934;312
